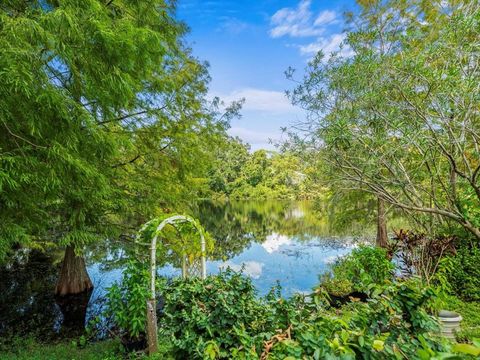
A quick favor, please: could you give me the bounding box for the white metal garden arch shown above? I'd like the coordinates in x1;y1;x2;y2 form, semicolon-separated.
139;215;207;354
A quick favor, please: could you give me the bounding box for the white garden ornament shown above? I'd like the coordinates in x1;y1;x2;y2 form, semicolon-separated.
137;215;207;354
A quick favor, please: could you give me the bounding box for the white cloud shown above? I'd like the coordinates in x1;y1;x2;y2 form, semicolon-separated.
270;1;338;38
262;233;292;253
300;33;352;57
212;87;304;150
219;261;264;279
269;1;351;59
215;88;297;114
322;254;341;265
314;10;337;26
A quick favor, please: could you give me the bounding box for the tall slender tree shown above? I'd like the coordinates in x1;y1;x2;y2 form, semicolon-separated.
0;0;237;295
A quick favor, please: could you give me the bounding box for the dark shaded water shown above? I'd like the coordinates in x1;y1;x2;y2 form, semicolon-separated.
0;200;373;339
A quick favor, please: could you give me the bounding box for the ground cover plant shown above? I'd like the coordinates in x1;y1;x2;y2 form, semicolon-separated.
150;250;479;359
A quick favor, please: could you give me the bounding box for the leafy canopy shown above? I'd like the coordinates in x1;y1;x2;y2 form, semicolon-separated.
0;0;235;259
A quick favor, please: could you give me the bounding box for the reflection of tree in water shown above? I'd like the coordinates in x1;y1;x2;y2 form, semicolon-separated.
194;200;288;260
86;237;133;271
0;251;62;340
194;200;364;260
0;250;98;340
85;199;379;271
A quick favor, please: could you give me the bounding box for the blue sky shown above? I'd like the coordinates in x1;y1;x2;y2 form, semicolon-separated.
177;0;355;150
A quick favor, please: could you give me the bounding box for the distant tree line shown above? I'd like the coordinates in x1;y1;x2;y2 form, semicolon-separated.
204;137;318;200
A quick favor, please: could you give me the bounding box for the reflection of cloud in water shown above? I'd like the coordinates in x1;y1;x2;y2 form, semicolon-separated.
322;254;344;264
262;233;291;253
219;261;264;279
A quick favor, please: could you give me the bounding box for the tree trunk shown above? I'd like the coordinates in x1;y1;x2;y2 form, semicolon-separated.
55;245;93;296
376;197;388;248
55;288;93;335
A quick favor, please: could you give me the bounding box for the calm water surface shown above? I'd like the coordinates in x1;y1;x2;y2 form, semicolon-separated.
1;200;373;338
88;200;372;299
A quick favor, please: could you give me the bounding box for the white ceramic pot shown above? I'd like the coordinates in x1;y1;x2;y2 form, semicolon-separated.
438;310;462;340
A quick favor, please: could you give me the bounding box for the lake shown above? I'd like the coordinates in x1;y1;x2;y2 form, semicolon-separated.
0;200;373;338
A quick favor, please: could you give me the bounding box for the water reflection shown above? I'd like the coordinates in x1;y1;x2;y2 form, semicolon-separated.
262;233;292;253
0;200;373;338
0;251;62;339
199;200;365;295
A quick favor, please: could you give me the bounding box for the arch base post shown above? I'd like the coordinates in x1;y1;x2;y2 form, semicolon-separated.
146;299;158;354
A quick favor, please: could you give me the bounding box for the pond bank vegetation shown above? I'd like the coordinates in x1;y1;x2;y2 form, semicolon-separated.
2;244;479;359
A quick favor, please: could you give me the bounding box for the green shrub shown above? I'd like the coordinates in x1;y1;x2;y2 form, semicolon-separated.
267;279;445;359
320;273;354;297
104;260;150;341
157;270;279;359
99;253;467;359
321;246;395;293
443;244;480;301
157;268;450;359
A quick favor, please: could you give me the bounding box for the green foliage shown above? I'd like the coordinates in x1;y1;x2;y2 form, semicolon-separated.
136;213;214;271
206;137;310;200
440;243;480;302
287;0;480;239
155;266;451;359
0;337;121;360
268;280;443;360
92;242;480;359
322;246;395;293
104;213;211;344
105;260;151;340
0;0;236;260
450;341;480;358
157;270;276;359
320;274;354;297
207;136;250;195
